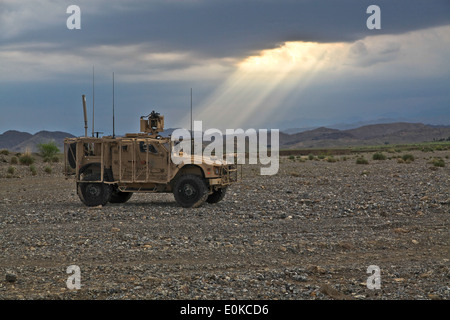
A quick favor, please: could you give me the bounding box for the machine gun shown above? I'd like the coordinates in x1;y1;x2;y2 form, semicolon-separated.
140;110;164;137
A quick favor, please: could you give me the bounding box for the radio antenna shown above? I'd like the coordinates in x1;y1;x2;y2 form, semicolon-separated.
82;94;88;137
113;71;115;138
190;88;193;155
92;65;95;137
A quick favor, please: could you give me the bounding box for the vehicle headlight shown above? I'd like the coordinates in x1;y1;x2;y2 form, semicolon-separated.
214;167;220;175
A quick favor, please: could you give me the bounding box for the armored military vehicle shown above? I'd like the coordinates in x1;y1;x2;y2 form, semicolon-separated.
64;110;237;208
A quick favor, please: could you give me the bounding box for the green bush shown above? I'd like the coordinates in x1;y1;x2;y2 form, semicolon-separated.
0;149;9;155
7;166;15;175
356;157;369;165
308;154;315;160
10;156;18;165
431;158;445;167
372;152;386;160
19;153;34;165
402;154;415;162
44;166;52;174
38;141;60;162
30;165;37;176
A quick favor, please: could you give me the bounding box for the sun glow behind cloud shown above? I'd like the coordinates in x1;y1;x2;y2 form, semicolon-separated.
190;25;450;130
191;41;347;130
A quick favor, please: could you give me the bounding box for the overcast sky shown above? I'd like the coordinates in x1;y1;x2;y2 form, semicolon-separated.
1;0;449;135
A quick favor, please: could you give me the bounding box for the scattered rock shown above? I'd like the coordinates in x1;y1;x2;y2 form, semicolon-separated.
0;150;448;300
320;284;354;300
5;272;17;283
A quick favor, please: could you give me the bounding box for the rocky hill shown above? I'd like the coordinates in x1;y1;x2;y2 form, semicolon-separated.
1;122;449;153
0;130;75;153
280;122;450;149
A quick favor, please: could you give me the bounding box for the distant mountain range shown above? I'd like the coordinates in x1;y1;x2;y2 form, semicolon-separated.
279;122;450;149
0;130;75;153
1;122;449;152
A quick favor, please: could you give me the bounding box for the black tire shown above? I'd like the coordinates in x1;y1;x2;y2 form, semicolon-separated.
173;174;208;208
110;187;133;203
206;187;227;204
77;173;112;207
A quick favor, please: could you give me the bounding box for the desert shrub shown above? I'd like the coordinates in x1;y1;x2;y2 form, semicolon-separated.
402;154;415;162
372;152;386;160
10;156;18;164
19;153;34;165
422;147;434;152
326;156;337;162
51;155;60;163
44;166;52;174
318;154;325;159
431;158;445;167
356;157;369;165
38;141;60;162
19;149;35;165
0;149;9;155
308;154;315;160
288;155;295;161
30;165;37;176
7;166;15;175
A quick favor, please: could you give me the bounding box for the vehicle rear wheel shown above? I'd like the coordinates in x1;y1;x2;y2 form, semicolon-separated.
110;187;133;203
173;174;208;208
77;173;112;207
206;187;227;204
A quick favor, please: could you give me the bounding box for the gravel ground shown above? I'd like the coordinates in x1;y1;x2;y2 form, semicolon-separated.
0;150;448;300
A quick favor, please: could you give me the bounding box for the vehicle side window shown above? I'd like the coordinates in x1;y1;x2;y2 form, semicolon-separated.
139;141;158;154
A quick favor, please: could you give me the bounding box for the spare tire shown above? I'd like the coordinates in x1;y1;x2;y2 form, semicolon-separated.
67;143;77;169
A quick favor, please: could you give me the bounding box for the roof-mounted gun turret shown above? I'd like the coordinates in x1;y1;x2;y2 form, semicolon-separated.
140;110;164;137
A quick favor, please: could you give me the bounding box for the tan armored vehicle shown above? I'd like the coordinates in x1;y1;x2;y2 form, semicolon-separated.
64;111;237;208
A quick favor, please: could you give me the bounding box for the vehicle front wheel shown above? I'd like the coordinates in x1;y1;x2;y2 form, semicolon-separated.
173;174;208;208
77;173;112;207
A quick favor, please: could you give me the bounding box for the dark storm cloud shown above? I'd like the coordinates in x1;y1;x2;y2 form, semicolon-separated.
1;0;449;134
5;0;450;59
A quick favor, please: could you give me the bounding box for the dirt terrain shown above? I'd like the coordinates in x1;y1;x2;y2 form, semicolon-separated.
0;150;448;300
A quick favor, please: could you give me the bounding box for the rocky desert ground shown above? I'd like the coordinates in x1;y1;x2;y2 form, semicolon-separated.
0;148;448;301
